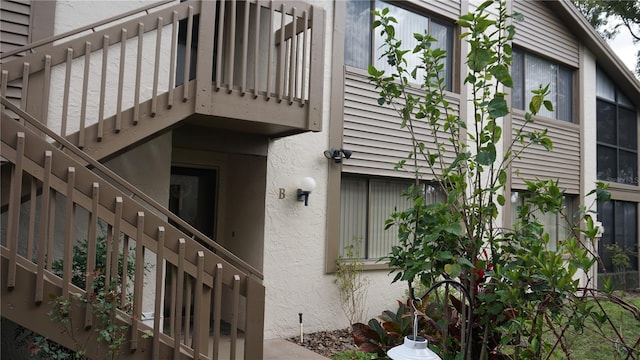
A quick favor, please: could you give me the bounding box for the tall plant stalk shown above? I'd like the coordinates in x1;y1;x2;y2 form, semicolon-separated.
366;1;632;358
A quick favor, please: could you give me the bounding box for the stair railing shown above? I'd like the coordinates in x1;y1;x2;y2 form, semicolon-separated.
2;96;265;359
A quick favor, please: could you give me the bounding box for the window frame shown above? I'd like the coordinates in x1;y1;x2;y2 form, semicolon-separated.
339;175;445;262
597;199;639;274
344;0;457;92
596;69;638;186
511;47;575;122
509;191;577;251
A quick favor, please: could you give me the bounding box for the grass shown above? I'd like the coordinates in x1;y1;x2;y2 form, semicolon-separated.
331;350;378;360
556;295;640;359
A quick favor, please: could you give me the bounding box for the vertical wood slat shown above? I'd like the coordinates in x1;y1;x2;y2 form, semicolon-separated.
300;10;308;105
243;277;265;360
241;0;250;95
192;251;205;358
104;224;113;286
21;63;30;113
215;0;226;91
226;0;237;94
98;35;109;141
168;11;178;109
133;23;144;125
289;8;298;104
110;197;123;287
61;49;73;137
46;191;56;271
62;167;76;299
85;182;100;329
130;211;145;351
0;70;7;111
41;55;51;128
229;275;241;360
78;41;92;148
253;0;262;98
211;263;223;360
153;226;165;358
266;1;275;100
6;132;25;289
26;177;37;260
173;238;186;360
116;28;127;133
170;265;177;338
151;17;163;116
307;5;325;130
182;6;193;101
121;235;130;306
277;4;286;102
184;276;192;346
36;151;53;304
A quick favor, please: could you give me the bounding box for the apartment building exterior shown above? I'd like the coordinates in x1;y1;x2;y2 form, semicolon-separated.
1;0;639;359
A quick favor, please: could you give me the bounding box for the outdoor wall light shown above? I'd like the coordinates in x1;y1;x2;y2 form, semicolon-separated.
297;176;317;206
323;148;353;163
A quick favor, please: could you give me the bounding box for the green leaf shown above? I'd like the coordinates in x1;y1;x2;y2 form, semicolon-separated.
513;12;524;22
498;169;507;186
488;96;509;118
444;223;462;235
445;263;462;278
497;194;505;206
477;144;497;165
456;257;474;268
468;48;493;72
530;94;543;114
490;64;513;87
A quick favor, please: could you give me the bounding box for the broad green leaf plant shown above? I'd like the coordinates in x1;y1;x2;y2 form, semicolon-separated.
367;0;637;359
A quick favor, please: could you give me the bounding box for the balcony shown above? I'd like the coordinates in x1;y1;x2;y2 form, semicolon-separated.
1;0;326;160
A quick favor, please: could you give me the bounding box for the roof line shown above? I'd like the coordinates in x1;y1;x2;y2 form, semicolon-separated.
546;0;640;104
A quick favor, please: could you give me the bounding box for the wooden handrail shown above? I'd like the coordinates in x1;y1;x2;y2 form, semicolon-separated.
0;96;263;281
0;0;175;60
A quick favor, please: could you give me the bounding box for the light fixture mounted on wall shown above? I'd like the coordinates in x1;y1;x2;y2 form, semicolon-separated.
323;148;353;163
297;176;317;206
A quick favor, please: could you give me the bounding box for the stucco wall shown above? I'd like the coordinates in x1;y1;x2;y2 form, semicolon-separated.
48;0;174;136
263;129;408;339
261;0;407;339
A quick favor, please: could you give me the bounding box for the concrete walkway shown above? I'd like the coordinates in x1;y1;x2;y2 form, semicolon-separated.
264;339;331;360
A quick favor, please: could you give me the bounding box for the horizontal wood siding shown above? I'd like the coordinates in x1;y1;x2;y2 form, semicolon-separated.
1;0;30;105
343;70;459;179
513;0;579;67
1;0;30;56
511;114;580;194
410;0;460;20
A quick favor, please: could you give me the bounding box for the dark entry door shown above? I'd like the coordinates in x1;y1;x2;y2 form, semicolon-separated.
169;166;217;239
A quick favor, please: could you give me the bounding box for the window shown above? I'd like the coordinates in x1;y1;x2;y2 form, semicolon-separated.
596;68;638;185
344;0;454;91
512;48;574;122
510;191;575;251
597;200;638;274
340;176;445;259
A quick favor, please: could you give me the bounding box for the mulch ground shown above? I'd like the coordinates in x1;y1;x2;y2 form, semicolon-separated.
287;328;357;358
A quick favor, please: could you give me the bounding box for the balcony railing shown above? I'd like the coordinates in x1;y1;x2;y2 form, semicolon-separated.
0;0;325;159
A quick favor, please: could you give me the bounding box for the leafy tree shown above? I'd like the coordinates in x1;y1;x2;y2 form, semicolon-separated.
363;0;640;358
572;0;640;76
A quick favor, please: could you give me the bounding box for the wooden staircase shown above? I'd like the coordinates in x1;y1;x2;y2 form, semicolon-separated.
0;0;326;358
1;95;265;359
